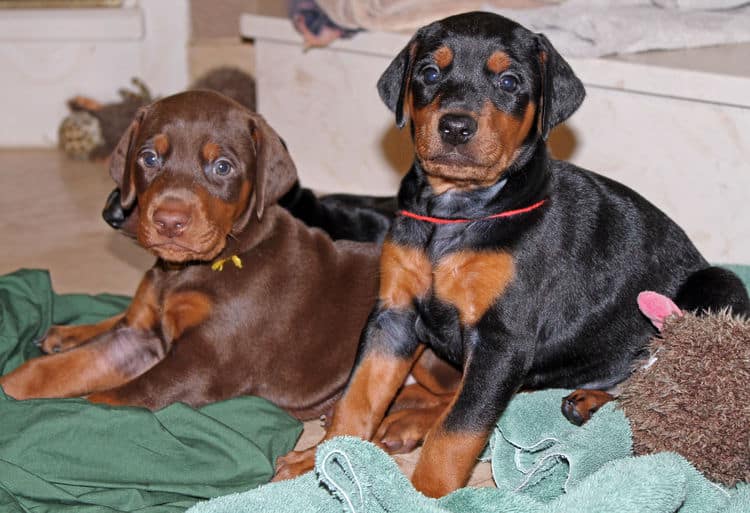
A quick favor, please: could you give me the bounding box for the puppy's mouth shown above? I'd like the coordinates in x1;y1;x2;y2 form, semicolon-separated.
140;232;227;263
428;150;478;167
418;149;504;187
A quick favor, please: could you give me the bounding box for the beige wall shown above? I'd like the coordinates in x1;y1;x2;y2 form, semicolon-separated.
188;1;287;81
190;0;285;40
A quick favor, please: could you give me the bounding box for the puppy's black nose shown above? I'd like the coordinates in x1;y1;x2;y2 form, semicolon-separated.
438;114;477;146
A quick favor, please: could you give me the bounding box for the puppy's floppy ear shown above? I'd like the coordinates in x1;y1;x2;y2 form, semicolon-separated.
247;114;298;221
535;33;586;141
377;35;419;129
109;108;147;209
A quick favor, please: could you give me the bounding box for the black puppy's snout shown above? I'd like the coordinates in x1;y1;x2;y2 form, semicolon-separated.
102;188;126;229
438;114;477;146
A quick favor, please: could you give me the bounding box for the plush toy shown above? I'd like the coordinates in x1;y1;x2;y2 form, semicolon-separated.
58;67;256;161
59;78;153;161
618;291;750;486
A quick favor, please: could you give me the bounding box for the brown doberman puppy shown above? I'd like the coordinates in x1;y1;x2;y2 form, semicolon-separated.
273;12;749;496
0;90;459;420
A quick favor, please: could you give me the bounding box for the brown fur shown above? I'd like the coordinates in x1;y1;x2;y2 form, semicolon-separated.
0;91;382;417
618;310;750;486
153;133;169;155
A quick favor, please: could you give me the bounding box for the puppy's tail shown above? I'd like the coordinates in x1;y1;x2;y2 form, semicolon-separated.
674;266;750;317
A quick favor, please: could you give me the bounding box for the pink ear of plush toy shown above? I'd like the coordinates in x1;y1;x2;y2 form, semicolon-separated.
637;291;683;331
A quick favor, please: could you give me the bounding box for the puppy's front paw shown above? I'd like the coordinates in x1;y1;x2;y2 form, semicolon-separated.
561;389;614;426
273;447;316;482
39;326;89;354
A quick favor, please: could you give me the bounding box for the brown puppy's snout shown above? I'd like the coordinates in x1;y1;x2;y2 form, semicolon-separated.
438;114;477;146
151;198;192;239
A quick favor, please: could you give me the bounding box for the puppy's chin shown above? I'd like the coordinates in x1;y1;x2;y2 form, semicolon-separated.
152;245;224;264
139;232;227;264
419;157;505;191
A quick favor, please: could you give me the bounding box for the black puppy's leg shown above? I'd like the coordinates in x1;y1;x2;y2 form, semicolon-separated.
675;266;749;316
412;323;528;497
273;306;421;480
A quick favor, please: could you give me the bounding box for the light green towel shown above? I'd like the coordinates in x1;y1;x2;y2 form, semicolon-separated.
487;389;631;501
188;435;735;513
187;387;744;513
722;264;750;293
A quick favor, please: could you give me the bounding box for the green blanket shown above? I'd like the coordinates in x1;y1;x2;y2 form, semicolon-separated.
0;269;303;513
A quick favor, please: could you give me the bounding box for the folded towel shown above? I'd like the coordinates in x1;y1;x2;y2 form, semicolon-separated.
188;435;735;513
0;269;303;513
487;389;632;501
724;483;750;513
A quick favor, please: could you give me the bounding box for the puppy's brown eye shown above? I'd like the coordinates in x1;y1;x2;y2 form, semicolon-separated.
213;159;233;176
140;150;159;168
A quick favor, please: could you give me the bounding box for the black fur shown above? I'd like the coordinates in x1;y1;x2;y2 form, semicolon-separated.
360;11;749;437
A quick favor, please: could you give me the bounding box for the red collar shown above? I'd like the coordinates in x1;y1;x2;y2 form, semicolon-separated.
398;198;547;225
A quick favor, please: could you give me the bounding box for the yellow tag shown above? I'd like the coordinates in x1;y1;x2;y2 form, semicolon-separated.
211;255;243;271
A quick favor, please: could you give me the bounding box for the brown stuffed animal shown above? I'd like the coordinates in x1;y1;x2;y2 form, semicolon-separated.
58;67;256;161
618;291;750;486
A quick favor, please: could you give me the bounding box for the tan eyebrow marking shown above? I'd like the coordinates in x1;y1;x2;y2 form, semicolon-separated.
434;45;454;68
486;51;511;74
153;133;169;155
202;142;221;161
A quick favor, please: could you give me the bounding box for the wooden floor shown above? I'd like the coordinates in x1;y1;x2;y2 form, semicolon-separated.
0;147;493;487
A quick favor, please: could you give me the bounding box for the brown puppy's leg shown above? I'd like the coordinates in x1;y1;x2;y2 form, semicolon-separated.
87;290;214;409
0;327;167;399
561;389;615;425
411;348;461;396
376;383;453;454
0;273;162;399
1;280;212;402
372;351;459;452
40;314;124;354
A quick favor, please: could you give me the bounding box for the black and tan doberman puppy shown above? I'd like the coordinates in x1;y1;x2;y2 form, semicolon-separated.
274;11;750;496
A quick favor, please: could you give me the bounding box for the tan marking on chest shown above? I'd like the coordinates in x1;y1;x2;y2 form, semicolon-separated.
379;241;432;309
434;250;514;325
